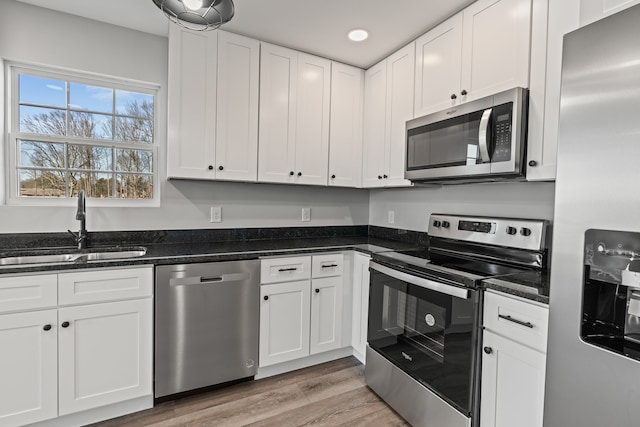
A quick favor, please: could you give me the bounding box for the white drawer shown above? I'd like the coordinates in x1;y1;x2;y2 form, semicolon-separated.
484;291;549;353
58;266;153;305
0;274;57;313
260;256;311;284
312;253;344;278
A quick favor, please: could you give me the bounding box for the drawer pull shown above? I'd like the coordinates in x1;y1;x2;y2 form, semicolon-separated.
321;264;338;268
278;268;297;272
483;346;493;355
498;314;534;329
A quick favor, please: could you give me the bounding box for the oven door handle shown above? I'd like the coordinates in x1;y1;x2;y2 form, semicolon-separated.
370;262;469;299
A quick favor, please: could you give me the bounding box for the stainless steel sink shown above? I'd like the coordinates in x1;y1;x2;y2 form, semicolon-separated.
0;246;147;266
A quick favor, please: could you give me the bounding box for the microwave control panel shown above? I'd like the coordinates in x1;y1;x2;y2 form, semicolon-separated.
492;102;513;162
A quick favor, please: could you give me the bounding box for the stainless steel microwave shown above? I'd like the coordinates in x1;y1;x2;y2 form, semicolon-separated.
405;87;528;183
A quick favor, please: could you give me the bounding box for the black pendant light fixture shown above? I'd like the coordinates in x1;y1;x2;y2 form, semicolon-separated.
152;0;235;31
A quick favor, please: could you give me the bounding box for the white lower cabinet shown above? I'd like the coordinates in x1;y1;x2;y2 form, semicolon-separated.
0;266;153;427
350;252;370;363
259;254;344;367
480;291;548;427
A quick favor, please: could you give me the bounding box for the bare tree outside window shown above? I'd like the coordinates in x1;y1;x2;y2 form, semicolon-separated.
16;72;156;200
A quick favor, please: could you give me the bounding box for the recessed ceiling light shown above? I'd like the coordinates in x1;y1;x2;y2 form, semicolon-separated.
348;29;369;42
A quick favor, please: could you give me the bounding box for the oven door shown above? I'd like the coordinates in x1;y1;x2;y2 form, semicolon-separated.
367;262;481;416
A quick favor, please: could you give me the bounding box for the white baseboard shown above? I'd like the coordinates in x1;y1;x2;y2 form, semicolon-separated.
256;347;354;379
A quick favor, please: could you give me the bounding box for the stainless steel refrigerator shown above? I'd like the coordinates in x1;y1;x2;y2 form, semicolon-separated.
545;4;640;426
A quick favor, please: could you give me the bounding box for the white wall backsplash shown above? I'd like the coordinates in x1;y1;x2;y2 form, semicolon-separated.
0;1;369;233
369;182;556;232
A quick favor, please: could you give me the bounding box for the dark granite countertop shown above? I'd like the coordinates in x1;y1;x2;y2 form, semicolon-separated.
0;236;420;275
482;270;550;304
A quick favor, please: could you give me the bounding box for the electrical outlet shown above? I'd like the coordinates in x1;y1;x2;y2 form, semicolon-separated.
388;210;395;224
210;206;222;223
301;207;311;222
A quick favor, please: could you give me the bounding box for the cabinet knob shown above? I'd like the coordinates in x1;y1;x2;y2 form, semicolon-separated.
315;288;320;294
297;172;302;177
451;93;457;100
383;174;388;179
483;346;493;355
218;165;224;171
378;175;383;180
61;321;70;328
289;171;295;176
263;295;269;301
461;89;468;96
208;165;214;170
528;160;537;167
43;324;52;331
331;174;336;179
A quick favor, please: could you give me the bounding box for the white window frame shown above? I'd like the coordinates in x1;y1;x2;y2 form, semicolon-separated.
4;61;160;207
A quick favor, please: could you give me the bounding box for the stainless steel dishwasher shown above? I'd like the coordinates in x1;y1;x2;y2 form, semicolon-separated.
154;260;260;399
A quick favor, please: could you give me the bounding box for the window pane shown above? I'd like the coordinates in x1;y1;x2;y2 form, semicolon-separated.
19;106;67;135
116;90;154;117
69;83;113;113
70;172;113;198
69;111;113;140
115;117;153;143
116;174;153;199
19;140;65;169
68;144;113;171
19;169;66;197
19;75;66;108
116;149;152;173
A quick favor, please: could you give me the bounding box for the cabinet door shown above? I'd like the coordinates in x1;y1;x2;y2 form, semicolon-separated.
258;43;297;183
362;61;388;188
414;13;464;116
58;299;152;416
215;31;260;182
0;310;57;426
294;53;331;185
328;63;364;188
579;0;640;26
384;43;415;187
310;276;343;355
480;330;546;427
167;25;217;179
351;253;370;363
461;0;532;101
527;0;580;181
259;281;311;367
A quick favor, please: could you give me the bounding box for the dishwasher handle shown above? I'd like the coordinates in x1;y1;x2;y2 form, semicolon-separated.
170;272;251;286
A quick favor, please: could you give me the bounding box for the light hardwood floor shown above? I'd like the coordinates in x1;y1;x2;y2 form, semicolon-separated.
90;357;409;427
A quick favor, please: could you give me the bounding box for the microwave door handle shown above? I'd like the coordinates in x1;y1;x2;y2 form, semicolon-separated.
478;108;493;163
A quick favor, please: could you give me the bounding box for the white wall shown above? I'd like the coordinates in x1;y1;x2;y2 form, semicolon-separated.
369;181;555;232
0;1;369;233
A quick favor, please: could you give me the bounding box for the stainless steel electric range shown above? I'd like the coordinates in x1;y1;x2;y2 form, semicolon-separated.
365;214;549;427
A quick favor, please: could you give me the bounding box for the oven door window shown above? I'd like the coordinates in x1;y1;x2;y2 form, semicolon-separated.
368;269;477;415
406;110;486;170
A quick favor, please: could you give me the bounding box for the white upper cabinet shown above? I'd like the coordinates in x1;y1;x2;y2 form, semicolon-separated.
328;63;364;188
258;44;331;185
579;0;640;25
414;0;532;117
414;13;464;117
167;27;260;182
461;0;532;101
362;43;415;188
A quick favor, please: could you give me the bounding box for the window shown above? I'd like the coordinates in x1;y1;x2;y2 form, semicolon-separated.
6;63;159;204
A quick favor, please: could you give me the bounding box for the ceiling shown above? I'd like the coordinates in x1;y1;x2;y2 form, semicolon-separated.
15;0;476;69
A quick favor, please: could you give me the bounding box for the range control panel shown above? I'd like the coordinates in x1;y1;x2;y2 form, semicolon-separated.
428;214;548;251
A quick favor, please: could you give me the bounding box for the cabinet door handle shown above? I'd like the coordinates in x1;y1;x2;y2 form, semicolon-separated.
461;89;468;96
383;174;388;179
218;165;224;171
321;264;338;268
483;346;493;355
378;175;383;180
297;172;302;177
315;288;320;293
61;321;70;328
331;174;336;179
498;314;534;328
43;324;52;331
278;267;297;272
208;165;214;170
528;160;537;167
289;171;295;176
263;295;269;301
451;93;457;100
